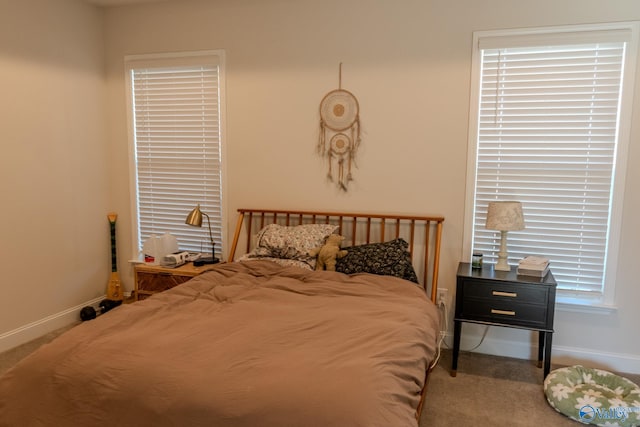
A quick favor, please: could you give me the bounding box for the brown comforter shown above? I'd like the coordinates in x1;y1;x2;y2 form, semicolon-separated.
0;261;440;427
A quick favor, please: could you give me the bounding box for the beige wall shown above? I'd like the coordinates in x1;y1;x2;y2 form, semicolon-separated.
1;0;639;372
104;0;640;372
0;0;108;347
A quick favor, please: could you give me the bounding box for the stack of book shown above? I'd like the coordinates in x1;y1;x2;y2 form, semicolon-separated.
517;256;550;277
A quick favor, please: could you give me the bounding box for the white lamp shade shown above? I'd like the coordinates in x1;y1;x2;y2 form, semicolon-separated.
485;201;525;231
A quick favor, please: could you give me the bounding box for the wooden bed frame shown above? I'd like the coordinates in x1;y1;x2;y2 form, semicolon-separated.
229;208;444;303
227;208;445;420
229;209;444;303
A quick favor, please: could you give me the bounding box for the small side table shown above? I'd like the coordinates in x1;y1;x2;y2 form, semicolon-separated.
134;262;220;301
452;262;557;378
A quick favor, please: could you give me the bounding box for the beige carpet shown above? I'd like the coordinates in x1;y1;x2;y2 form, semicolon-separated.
422;349;640;427
2;325;639;426
0;323;78;377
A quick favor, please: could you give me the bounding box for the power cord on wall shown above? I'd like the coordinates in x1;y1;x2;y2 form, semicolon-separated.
429;300;448;369
430;300;490;369
459;325;490;352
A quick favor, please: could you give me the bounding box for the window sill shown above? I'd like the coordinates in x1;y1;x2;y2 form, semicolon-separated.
555;294;618;314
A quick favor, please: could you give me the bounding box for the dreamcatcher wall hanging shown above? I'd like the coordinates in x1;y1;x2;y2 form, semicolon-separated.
317;63;361;192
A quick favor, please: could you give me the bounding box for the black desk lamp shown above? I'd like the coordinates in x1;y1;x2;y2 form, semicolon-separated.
185;204;219;266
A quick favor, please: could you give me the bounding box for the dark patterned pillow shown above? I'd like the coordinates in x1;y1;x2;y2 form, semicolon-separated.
335;238;419;283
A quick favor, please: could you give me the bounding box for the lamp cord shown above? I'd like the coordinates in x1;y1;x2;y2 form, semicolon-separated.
202;211;216;260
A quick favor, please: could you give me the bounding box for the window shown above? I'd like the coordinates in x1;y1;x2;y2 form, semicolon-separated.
125;51;225;256
464;23;638;306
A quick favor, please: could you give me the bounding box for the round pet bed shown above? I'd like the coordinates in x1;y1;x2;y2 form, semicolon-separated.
544;365;640;426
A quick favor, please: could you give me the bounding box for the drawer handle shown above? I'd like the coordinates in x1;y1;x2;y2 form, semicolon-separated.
493;291;517;298
491;309;516;316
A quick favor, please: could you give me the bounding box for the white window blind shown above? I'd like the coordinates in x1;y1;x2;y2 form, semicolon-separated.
126;51;224;255
467;24;638;302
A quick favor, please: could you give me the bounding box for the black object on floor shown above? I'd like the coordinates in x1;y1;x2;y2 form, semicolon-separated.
80;299;123;321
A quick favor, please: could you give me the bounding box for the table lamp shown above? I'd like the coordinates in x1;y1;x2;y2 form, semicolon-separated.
485;201;525;271
185;204;219;265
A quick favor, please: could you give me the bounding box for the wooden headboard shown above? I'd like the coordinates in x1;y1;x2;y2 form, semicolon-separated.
228;209;445;303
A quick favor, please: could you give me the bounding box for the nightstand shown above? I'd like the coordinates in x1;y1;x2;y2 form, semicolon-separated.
451;262;557;378
133;262;220;301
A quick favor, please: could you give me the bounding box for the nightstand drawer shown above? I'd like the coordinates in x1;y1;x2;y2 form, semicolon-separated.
136;271;192;293
462;279;548;303
458;297;548;328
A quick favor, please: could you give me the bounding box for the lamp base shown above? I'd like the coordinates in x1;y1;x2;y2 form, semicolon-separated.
494;259;511;271
494;230;511;271
194;257;220;267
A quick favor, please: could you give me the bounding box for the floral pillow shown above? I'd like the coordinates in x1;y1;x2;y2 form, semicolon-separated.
237;255;313;270
335;238;419;283
245;223;339;269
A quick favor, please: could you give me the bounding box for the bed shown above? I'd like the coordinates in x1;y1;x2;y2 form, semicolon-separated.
0;208;444;427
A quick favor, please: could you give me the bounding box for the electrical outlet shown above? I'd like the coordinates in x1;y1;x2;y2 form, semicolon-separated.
437;288;448;307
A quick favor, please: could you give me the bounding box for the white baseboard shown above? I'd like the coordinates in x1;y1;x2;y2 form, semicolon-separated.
552;346;640;376
0;296;104;354
446;331;640;375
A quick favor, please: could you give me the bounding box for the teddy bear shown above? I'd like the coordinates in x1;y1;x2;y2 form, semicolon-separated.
308;234;348;271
